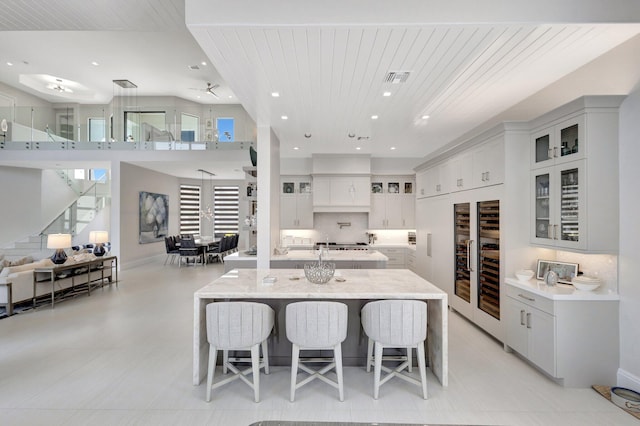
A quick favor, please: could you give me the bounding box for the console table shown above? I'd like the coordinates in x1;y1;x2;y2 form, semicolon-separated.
33;256;118;308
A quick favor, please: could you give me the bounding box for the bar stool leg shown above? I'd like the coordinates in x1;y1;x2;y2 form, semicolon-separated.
373;342;383;399
366;338;374;372
251;344;260;403
206;346;218;402
262;340;270;375
407;346;413;372
335;343;344;402
290;344;300;402
417;342;428;399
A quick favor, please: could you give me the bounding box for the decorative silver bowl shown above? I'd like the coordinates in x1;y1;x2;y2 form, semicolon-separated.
304;262;336;284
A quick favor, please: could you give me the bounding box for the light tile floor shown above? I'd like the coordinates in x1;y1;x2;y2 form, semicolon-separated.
0;261;634;426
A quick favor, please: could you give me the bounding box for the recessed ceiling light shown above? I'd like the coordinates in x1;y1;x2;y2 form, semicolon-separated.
201;61;207;66
383;91;391;97
91;61;99;66
228;95;232;99
196;95;201;99
356;147;361;150
293;146;299;150
271;92;280;97
422;115;430;119
281;115;288;120
390;146;396;150
371;115;379;120
7;62;13;66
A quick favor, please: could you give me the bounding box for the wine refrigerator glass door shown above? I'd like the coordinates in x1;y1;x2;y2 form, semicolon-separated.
454;203;471;304
477;200;500;320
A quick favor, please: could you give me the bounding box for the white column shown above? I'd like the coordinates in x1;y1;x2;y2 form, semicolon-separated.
256;126;280;269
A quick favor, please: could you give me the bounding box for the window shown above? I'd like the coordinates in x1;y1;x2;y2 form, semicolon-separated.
180;113;199;142
89;168;108;182
213;185;239;234
180;184;201;235
216;117;235;142
125;111;166;141
88;118;106;142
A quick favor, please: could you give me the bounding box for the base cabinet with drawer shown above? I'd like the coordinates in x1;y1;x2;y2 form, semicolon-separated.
504;280;619;387
372;247;406;269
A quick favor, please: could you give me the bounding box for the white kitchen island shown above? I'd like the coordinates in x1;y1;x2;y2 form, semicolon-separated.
193;268;448;387
223;249;388;272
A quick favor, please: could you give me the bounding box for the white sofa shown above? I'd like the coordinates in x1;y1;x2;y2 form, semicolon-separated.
0;255;114;316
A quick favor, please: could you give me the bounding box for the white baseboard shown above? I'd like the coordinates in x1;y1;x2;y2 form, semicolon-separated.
617;368;640;391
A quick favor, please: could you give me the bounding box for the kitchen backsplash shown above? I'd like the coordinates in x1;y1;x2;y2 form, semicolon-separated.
281;213;415;246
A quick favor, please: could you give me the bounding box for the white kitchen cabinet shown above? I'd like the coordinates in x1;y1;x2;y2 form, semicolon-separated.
280;176;313;229
505;281;619;387
406;248;416;273
373;247;406;269
528;96;623;253
313;176;370;212
416;162;449;198
505;293;556;376
531;116;584;169
416;195;452;293
369;176;415;229
449;151;473;192
531;161;586;251
472;137;504;188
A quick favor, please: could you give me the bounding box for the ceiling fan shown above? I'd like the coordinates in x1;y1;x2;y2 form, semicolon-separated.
189;82;220;99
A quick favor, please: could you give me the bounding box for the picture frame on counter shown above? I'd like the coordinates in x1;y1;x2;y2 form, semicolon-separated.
536;259;579;284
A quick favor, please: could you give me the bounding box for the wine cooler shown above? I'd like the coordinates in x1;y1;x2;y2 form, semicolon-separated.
452;198;501;330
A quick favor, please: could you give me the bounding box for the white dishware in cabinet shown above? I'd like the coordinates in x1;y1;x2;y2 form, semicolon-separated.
531;115;584;169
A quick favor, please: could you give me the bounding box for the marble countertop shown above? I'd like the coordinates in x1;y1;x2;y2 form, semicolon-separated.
195;268;447;300
271;250;388;262
505;277;619;301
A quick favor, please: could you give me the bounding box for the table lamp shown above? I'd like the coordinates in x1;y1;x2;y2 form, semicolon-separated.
89;231;109;256
47;233;71;264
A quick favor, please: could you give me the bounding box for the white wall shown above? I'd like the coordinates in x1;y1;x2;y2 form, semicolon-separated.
40;169;79;228
618;86;640;390
119;162;181;268
0;166;42;247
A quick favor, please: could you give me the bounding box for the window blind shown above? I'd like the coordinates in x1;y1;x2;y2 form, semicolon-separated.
180;184;200;235
214;185;239;235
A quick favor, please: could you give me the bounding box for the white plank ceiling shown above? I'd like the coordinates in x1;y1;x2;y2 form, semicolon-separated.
189;21;640;158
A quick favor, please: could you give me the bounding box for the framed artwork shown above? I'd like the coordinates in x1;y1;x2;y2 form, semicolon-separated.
299;182;311;193
404;182;413;194
371;182;383;194
388;182;400;194
536;259;579;284
282;182;294;194
139;191;169;244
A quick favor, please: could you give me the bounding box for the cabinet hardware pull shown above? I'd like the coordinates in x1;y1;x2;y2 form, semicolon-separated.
526;312;532;328
520;309;525;326
518;293;535;302
421;188;424;195
553;147;558;158
466;240;473;272
548;148;553;160
554;224;558;240
486;171;490;181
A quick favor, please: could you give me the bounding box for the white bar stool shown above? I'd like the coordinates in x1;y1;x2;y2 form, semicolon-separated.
361;299;428;399
286;301;348;402
205;302;274;403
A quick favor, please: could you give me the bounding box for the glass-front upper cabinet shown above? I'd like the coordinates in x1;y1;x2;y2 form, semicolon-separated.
531;161;585;250
531;116;585;169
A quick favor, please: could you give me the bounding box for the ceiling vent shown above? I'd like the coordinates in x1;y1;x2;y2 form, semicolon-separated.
188;64;200;70
384;71;410;84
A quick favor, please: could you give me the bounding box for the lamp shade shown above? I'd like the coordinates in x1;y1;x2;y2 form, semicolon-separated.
47;233;72;249
89;231;109;244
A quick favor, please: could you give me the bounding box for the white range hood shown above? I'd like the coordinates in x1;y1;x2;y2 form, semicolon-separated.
311;154;371;213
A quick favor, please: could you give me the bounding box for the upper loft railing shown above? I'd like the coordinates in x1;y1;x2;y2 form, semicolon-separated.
0;105;256;151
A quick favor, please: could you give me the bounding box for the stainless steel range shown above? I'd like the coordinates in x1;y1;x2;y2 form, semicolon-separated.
314;242;370;251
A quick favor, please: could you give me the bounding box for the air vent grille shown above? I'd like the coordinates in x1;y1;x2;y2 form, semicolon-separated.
384;71;410;84
188;65;200;70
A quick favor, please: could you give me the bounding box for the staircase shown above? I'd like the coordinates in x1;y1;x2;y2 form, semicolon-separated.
0;172;110;261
